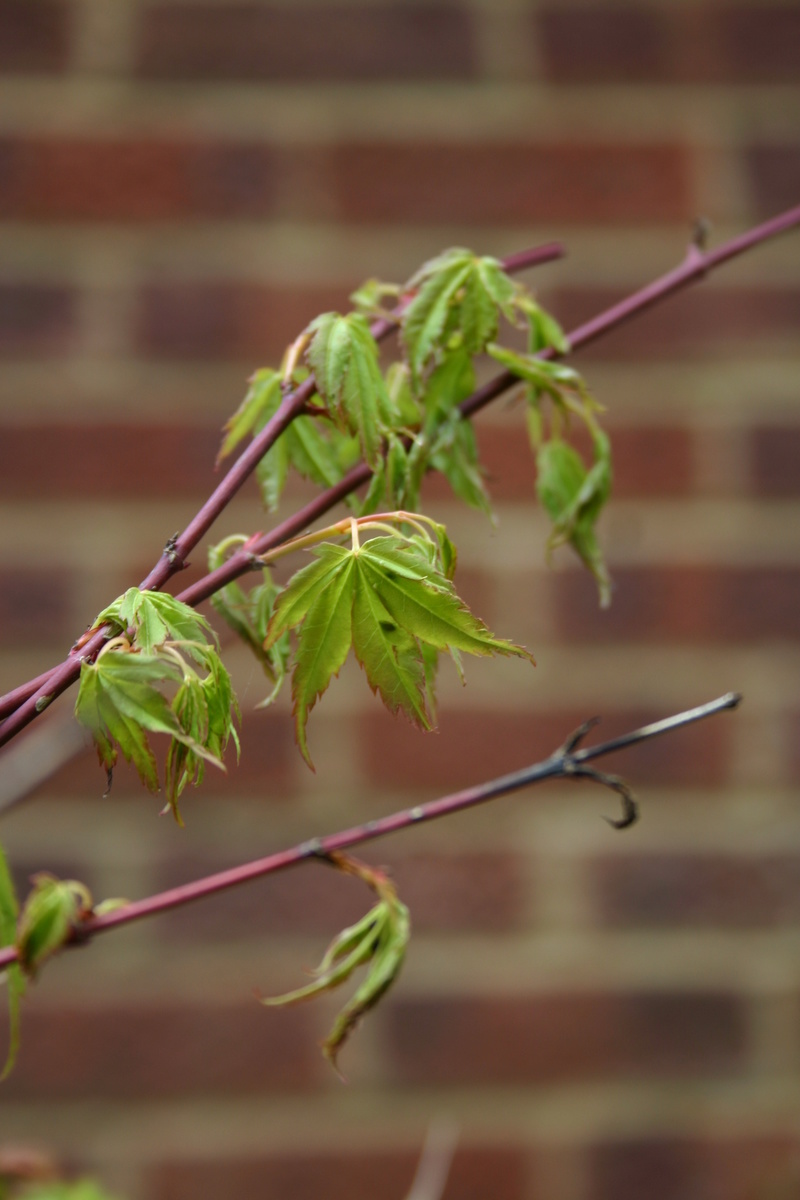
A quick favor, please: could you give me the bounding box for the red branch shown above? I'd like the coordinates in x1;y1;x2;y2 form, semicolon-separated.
0;206;798;746
0;693;740;971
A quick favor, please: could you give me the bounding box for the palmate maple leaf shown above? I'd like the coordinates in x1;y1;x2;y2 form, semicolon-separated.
264;530;533;767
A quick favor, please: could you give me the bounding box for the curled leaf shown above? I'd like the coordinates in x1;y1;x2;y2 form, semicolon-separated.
16;875;93;979
261;855;410;1076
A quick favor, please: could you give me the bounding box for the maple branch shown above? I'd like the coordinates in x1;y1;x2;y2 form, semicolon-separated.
0;693;741;971
0;242;564;729
0;205;798;742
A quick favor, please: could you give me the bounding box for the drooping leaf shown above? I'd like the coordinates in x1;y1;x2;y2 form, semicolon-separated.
305;312;397;468
218;367;283;462
265;528;532;764
536;429;613;607
75;644;231;817
261;855;410;1076
0;840;24;1078
16;875;92;979
430;415;493;517
208;558;291;708
75;650;183;790
517;293;571;355
486;342;593;412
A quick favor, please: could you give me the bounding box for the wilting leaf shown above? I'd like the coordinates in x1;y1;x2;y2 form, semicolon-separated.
536;429;613;606
261;856;411;1075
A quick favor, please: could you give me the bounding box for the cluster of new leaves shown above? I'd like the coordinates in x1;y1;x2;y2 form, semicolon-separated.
260;514;532;767
0;863;127;1077
261;854;410;1075
218;246;612;606
74;588;239;822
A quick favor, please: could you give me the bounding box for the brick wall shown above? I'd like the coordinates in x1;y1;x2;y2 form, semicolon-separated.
0;3;799;1198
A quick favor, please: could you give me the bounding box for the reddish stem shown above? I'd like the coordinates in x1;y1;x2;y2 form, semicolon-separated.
1;207;798;742
0;242;564;724
0;693;740;971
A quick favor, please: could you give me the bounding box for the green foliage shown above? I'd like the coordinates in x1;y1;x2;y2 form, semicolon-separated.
536;428;613;607
15;876;92;979
0;843;23;1078
401;248;518;385
261;855;410;1075
485;343;612;603
208;539;290;707
75;589;239;821
218;368;356;512
12;1181;122;1200
305;312;399;468
264;517;532;767
93;587;216;661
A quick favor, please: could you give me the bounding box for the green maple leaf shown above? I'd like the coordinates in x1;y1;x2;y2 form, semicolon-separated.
305;312;398;468
537;429;613;607
75;648;226;817
261;856;410;1076
401;248;518;385
218;367;355;512
265;530;532;767
208;552;290;707
0;840;24;1077
94;587;215;661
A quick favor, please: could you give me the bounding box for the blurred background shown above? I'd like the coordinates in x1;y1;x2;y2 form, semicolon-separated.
0;1;799;1197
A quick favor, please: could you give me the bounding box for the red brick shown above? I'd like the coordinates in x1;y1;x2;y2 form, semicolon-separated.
0;1;69;73
0;567;73;643
360;705;729;791
538;8;669;83
0;283;77;354
137;282;347;359
387;990;745;1085
718;6;800;82
554;565;800;643
593;852;800;928
151;1146;527;1200
156;849;525;940
588;1136;800;1200
0;423;221;499
328;143;693;225
0;137;279;221
138;4;476;81
538;6;800;86
3;997;318;1099
746;145;800;221
476;423;694;501
750;425;800;496
549;285;800;360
